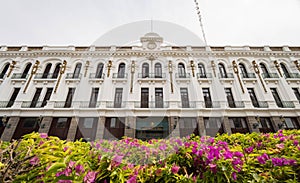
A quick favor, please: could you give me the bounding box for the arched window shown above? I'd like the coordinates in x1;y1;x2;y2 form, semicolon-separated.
154;63;162;78
198;63;206;78
218;63;227;78
73;63;82;78
0;63;10;79
239;63;248;78
259;63;270;78
142;63;149;78
178;63;186;78
21;63;32;78
42;63;52;78
280;63;290;78
52;63;61;78
117;63;125;78
95;63;104;78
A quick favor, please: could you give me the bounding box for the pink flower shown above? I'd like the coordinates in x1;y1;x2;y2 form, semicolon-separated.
57;180;72;183
293;140;299;146
63;146;69;152
84;171;98;183
68;161;76;168
29;156;39;165
171;164;180;174
209;163;217;173
40;133;48;138
244;146;254;154
275;143;284;149
232;172;237;180
75;164;85;175
126;175;137;183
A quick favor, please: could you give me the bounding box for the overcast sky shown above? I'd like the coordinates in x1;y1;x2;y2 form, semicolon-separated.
0;0;300;46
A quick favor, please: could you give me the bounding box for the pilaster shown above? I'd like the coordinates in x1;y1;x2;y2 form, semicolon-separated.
95;116;105;140
66;117;78;141
223;116;232;135
38;117;52;134
1;117;19;141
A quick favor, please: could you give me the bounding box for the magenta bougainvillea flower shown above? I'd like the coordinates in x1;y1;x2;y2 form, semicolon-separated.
29;156;39;165
84;171;98;183
171;164;180;174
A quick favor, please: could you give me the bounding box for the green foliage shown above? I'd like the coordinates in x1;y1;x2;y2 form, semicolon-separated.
0;130;299;183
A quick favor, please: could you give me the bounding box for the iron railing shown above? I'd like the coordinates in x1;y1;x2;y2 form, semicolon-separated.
89;73;105;79
34;73;57;79
11;73;28;79
134;101;170;108
252;101;269;108
137;73;166;79
65;73;82;79
227;101;245;108
197;73;212;79
241;73;256;78
175;73;191;78
112;73;128;79
262;73;279;78
218;73;234;79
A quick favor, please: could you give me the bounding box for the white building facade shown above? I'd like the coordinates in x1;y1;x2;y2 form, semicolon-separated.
0;32;300;141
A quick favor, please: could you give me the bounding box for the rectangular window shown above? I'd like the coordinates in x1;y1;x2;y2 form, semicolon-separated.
180;88;190;108
270;88;283;107
110;118;116;128
114;88;123;108
89;88;99;107
247;88;259;107
141;88;149;108
64;88;75;108
41;88;53;107
22;118;37;128
229;118;248;129
155;88;163;108
82;118;94;129
225;88;235;107
284;117;299;129
203;88;212;108
30;88;42;108
292;88;300;103
7;88;21;107
56;118;68;128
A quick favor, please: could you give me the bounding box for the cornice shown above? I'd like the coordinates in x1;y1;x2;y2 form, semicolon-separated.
0;50;299;58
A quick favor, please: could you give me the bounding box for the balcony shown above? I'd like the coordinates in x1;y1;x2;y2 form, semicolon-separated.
53;101;74;108
89;73;105;84
138;73;166;79
11;73;28;84
78;101;101;108
241;73;256;79
21;101;44;108
284;73;300;79
134;101;170;108
204;101;221;108
112;73;128;83
0;101;9;108
218;73;234;79
178;101;196;108
281;101;295;108
227;101;245;108
106;101;126;108
65;73;82;79
34;73;58;79
262;73;279;79
252;101;269;108
175;73;191;78
197;73;212;79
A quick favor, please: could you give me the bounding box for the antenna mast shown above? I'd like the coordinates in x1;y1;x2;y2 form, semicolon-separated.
194;0;208;45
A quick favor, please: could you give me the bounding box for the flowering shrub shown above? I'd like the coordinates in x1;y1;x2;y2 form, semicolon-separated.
0;130;299;182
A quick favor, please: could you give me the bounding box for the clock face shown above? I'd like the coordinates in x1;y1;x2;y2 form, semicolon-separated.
147;42;157;50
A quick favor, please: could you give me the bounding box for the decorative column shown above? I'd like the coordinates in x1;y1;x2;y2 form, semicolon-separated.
124;116;136;138
247;116;260;133
274;60;282;77
232;60;245;93
23;60;40;93
197;116;206;136
168;61;174;93
107;60;112;78
7;60;16;78
54;60;67;93
252;60;267;93
222;116;232;135
84;61;89;77
95;117;105;140
294;60;300;72
130;61;135;93
211;61;216;77
190;60;195;77
66;117;78;141
1;117;19;141
38;117;52;134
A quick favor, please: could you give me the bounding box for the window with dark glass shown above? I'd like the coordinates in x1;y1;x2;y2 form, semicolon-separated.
30;88;42;108
142;63;149;78
270;88;283;107
247;88;259;107
52;63;61;78
218;63;227;78
117;63;125;78
280;63;290;78
284;118;299;129
21;63;32;78
42;63;52;78
56;118;68;128
114;88;123;108
141;88;149;108
225;88;235;107
89;88;99;107
229;117;249;134
95;63;104;78
73;63;82;78
258;117;274;133
41;88;53;107
180;88;189;108
154;63;162;78
239;63;248;78
203;88;212;108
7;88;20;107
204;117;224;136
198;63;206;78
23;118;38;128
155;88;163;108
178;63;186;78
0;63;10;79
259;63;270;77
64;88;75;108
292;88;300;103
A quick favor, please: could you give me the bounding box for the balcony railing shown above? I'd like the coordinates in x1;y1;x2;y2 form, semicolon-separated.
285;73;300;79
241;73;256;78
21;101;44;108
197;73;212;79
137;73;166;79
175;73;191;78
227;101;245;108
0;101;9;108
281;101;295;108
54;101;73;108
204;101;221;108
252;101;269;108
79;101;101;108
34;73;57;79
218;73;234;79
11;73;28;79
112;73;128;79
106;101;126;108
134;101;170;108
262;73;279;79
178;101;196;108
89;73;105;79
65;73;82;79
